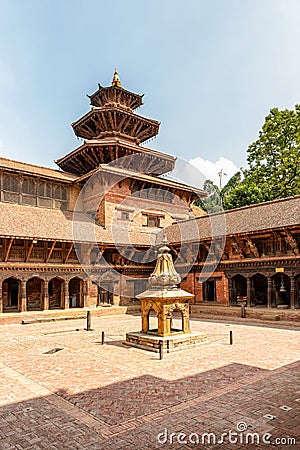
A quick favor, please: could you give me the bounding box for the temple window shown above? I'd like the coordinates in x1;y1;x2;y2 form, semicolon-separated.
54;185;67;201
144;214;161;227
38;182;52;198
3;175;19;193
121;211;129;221
22;178;36;195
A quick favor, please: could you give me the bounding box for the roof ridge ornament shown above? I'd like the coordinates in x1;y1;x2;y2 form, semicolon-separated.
111;68;122;88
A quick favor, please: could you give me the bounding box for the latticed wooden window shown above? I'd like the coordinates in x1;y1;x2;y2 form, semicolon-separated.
54;185;67;200
22;178;35;195
38;182;52;198
147;215;160;227
3;175;19;192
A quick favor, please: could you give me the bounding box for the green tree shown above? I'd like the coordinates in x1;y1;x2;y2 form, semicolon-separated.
225;105;300;209
195;172;242;213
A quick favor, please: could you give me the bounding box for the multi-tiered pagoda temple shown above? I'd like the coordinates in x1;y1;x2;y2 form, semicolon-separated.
56;69;175;176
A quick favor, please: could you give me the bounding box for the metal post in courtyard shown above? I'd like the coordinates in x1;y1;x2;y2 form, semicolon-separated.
241;303;246;318
230;330;233;345
101;331;105;345
86;310;92;331
167;340;170;353
159;340;163;360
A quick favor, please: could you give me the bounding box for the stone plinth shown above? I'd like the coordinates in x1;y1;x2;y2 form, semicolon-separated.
125;331;207;353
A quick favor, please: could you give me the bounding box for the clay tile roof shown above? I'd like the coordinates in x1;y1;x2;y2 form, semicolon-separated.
0;202;153;246
76;164;206;196
165;196;300;244
0;156;77;182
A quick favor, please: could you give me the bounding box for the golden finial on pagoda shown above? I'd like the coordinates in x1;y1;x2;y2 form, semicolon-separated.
111;68;122;88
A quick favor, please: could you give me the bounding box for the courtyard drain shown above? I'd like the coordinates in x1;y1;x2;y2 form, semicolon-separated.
43;348;64;354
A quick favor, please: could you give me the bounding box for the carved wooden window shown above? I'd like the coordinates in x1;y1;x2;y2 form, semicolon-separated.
3;175;19;192
54;185;67;200
22;178;35;195
147;215;160;227
121;211;129;220
2;175;20;203
38;182;52;198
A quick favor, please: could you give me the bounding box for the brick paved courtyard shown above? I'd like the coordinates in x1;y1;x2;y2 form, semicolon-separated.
0;314;299;449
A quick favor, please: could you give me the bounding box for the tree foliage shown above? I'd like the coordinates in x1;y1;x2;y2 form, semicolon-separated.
224;105;300;209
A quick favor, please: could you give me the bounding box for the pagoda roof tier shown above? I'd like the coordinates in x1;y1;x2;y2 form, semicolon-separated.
56;138;176;176
88;84;144;111
71;106;160;143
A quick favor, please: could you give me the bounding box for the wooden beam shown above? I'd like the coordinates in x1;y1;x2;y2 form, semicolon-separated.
117;114;127;132
46;241;56;263
4;238;14;262
108;111;115;130
25;240;35;262
130;119;140;136
64;243;74;263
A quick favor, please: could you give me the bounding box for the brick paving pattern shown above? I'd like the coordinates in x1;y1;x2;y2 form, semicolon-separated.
0;315;299;449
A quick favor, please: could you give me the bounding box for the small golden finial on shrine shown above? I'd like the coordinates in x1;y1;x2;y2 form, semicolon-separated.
111;68;122;88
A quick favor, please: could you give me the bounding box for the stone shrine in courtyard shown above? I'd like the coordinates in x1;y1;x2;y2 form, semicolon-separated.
125;236;207;352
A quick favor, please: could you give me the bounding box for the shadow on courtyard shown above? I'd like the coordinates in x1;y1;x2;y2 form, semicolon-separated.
0;360;299;450
55;362;267;426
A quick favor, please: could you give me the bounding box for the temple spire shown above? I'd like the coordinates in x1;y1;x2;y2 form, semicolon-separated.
111;68;122;88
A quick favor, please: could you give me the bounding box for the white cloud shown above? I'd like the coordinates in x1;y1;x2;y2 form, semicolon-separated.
189;156;239;189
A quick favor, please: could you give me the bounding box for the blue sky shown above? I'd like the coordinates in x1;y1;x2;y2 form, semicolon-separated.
1;0;300;186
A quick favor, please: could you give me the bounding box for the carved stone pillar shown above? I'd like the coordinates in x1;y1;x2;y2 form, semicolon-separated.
267;276;272;308
290;277;296;309
0;280;3;314
20;279;27;312
42;279;49;311
247;277;254;307
64;280;69;309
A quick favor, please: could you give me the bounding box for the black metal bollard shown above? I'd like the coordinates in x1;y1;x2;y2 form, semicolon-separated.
101;331;105;345
86;310;91;331
167;340;170;353
241;303;246;318
159;341;163;360
229;330;233;345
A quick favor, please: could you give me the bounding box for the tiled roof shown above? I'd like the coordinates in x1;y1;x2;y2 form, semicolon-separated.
76;164;206;196
0;157;77;182
0;202;153;246
165;196;300;244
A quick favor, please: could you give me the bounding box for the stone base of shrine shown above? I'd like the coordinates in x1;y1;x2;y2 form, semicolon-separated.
124;331;207;353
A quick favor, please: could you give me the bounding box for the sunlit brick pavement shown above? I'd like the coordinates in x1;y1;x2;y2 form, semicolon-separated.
0;314;299;449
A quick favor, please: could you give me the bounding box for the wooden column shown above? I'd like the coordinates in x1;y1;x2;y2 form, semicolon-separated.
43;279;49;311
0;280;3;314
227;278;233;306
83;280;89;307
290;277;296;309
64;280;69;309
247;277;254;307
267;276;273;308
119;272;125;306
20;279;27;312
